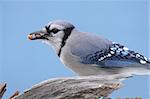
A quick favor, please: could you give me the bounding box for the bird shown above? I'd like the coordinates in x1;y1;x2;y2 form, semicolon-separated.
28;20;150;76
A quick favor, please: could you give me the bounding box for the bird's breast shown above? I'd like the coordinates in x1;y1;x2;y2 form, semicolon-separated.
59;46;110;76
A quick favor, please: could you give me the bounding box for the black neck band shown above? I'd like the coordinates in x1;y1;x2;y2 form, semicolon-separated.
58;27;74;57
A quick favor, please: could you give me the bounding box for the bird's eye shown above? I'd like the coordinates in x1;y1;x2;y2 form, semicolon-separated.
51;28;60;34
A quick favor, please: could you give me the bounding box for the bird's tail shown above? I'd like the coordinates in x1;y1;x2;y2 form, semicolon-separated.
146;58;150;69
123;63;150;76
137;63;150;75
147;63;150;69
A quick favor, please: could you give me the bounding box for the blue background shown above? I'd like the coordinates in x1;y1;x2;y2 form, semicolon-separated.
0;0;150;98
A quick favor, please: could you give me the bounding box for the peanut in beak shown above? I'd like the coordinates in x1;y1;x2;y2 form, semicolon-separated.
28;35;33;40
27;33;45;40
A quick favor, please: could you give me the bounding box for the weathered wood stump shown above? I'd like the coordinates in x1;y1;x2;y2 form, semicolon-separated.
0;83;7;99
13;75;128;99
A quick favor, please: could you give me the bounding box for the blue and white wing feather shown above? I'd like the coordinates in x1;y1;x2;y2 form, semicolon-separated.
70;33;150;69
80;43;150;68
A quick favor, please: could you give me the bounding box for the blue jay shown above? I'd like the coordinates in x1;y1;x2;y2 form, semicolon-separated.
28;20;150;76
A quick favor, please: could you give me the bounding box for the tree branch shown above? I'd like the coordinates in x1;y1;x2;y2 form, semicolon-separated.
13;75;128;99
0;83;7;99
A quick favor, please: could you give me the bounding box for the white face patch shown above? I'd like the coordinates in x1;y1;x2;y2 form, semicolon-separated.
50;24;65;30
42;27;47;32
42;40;51;46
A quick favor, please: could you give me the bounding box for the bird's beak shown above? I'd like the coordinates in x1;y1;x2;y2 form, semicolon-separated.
28;31;48;40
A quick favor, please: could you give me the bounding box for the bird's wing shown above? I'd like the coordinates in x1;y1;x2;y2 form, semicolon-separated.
71;33;150;68
80;43;150;68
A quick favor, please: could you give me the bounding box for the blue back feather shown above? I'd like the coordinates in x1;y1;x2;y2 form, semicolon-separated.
71;33;150;68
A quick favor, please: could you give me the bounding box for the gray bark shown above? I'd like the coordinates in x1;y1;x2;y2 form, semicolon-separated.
13;75;129;99
0;83;7;99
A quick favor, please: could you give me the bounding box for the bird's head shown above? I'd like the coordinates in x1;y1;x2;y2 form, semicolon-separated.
28;20;75;54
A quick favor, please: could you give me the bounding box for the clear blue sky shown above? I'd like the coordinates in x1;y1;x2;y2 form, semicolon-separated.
0;0;149;98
